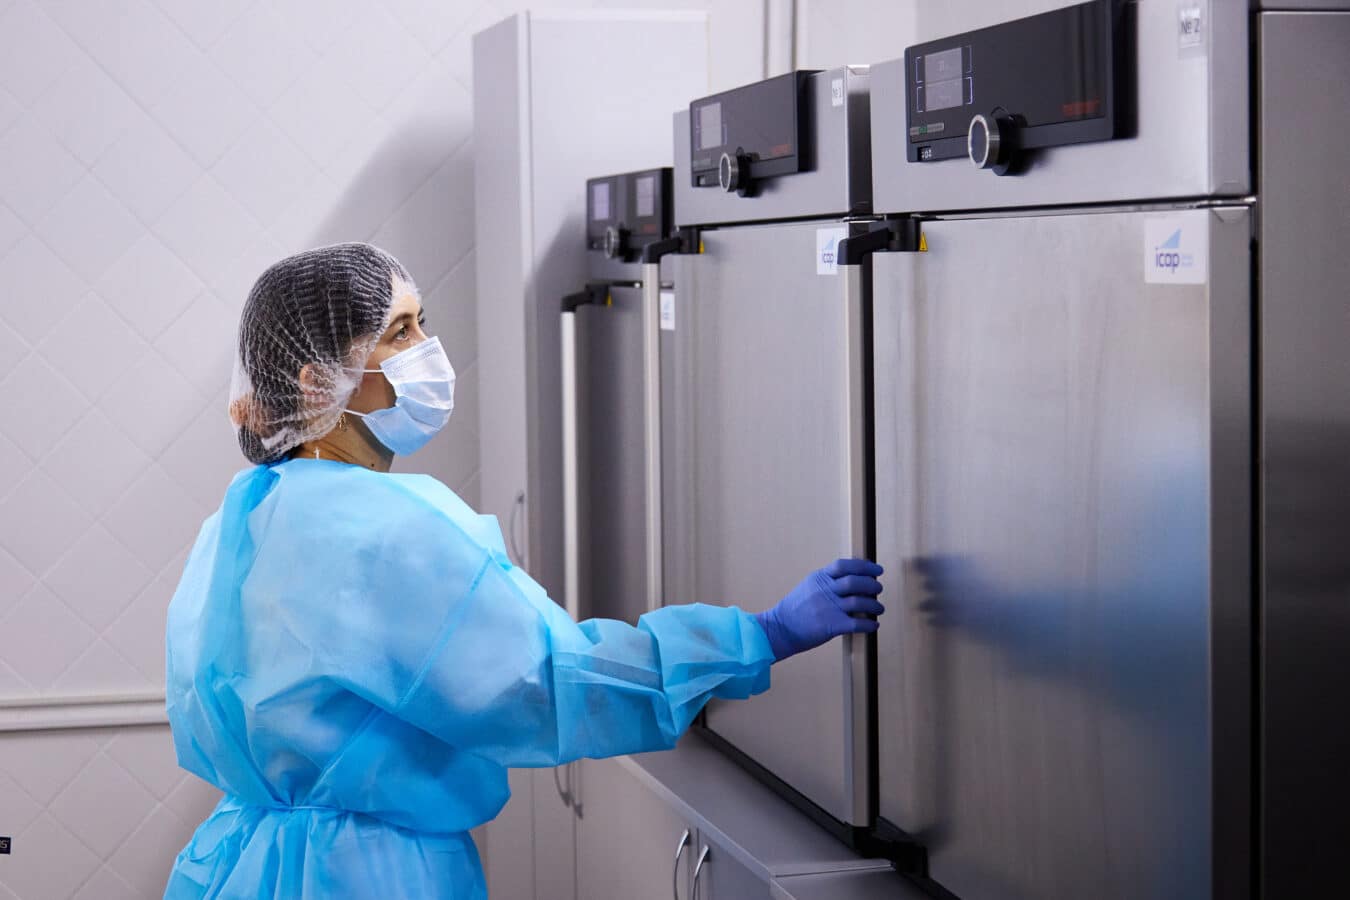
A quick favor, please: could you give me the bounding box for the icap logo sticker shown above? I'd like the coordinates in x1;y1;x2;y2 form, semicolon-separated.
1144;215;1207;285
817;227;847;275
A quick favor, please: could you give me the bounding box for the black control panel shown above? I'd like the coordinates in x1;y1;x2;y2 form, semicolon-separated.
904;0;1132;174
688;71;819;195
585;168;673;261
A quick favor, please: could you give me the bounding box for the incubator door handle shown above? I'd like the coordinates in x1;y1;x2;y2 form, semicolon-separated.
672;829;690;900
691;845;710;900
552;764;571;808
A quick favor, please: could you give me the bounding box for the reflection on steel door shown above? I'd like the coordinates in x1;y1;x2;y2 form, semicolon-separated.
667;220;871;827
872;208;1253;900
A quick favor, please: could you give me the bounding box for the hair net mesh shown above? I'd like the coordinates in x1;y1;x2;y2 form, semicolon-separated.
229;243;415;464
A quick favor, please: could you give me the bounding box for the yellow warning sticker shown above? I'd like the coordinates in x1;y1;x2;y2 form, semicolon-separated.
698;239;705;254
918;233;928;252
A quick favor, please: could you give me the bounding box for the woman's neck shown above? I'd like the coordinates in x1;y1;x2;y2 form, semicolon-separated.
294;417;393;472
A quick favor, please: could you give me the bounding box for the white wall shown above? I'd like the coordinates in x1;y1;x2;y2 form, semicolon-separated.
0;1;912;897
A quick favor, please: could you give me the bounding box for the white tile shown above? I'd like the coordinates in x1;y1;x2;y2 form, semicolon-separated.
0;770;43;836
268;52;378;172
0;470;90;575
0;729;100;805
40;409;151;519
0;234;86;343
45;524;152;631
71;866;141;900
96;233;203;341
0;430;33;505
208;230;284;311
0;814;100;900
0;116;85;225
441;0;511;90
0;315;27;385
272;0;364;56
108;804;192;898
0;200;24;261
0;584;95;689
49;752;157;858
160;397;246;511
0;352;89;460
382;54;472;156
162;775;221;829
458;468;480;507
103;464;206;573
32;51;141;166
0;87;21;139
153;293;235;397
104;558;180;684
35;175;143;283
0;0;82;104
93;116;201;225
98;350;207;458
0;546;35;621
372;143;475;288
105;726;183;800
150;52;258;168
208;4;318;107
52;637;151;696
268;171;340;251
153;175;260;290
325;4;430;111
37;293;144;402
155;0;247;50
44;0;201;109
423;248;477;372
0;657;34;699
211;117;317;229
385;0;482;56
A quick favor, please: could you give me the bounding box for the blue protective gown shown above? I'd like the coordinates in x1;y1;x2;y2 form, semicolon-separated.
164;459;774;899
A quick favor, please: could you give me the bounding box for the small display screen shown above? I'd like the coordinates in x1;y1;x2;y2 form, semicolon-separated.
924;47;964;82
590;182;610;221
925;78;965;112
698;102;722;150
635;175;655;217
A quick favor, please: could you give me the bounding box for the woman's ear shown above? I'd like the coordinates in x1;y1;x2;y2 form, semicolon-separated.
298;363;320;393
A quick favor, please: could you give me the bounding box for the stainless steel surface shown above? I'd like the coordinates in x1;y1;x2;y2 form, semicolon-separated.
667;220;873;828
873;207;1252;900
870;2;1250;213
560;311;581;621
1259;12;1350;897
674;829;691;900
772;869;933;900
642;262;665;615
691;845;710;900
673;67;872;227
574;284;649;624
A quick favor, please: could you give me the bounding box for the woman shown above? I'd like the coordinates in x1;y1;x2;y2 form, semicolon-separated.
164;243;885;899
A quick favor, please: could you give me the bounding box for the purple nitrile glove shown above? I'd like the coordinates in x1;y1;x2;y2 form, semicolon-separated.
754;558;885;662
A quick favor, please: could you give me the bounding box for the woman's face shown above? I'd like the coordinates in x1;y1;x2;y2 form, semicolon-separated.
345;278;428;415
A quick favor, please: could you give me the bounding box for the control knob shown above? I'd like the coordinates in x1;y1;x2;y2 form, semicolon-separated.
718;151;750;194
968;113;1017;176
602;225;628;260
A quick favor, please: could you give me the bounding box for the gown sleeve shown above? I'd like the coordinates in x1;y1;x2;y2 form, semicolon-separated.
266;469;775;769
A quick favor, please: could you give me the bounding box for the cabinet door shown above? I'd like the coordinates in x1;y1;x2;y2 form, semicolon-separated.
690;833;771;900
575;758;693;900
533;766;576;900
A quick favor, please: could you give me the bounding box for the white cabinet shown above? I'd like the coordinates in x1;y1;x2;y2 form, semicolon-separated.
471;11;709;601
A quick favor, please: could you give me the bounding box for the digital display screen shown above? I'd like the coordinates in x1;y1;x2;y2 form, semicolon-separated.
635;175;655;217
924;47;964;82
590;182;610;221
924;78;965;112
697;102;722;151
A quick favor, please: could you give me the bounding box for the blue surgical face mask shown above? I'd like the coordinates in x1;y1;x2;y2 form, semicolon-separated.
346;336;455;456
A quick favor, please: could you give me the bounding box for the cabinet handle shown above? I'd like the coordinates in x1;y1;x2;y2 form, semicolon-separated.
672;829;690;900
691;845;710;900
553;764;571;807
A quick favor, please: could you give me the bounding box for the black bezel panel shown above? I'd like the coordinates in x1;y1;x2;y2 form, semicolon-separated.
903;0;1124;163
585;168;674;260
688;71;819;187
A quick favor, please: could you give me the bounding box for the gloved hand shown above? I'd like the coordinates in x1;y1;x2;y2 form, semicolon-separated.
753;558;885;661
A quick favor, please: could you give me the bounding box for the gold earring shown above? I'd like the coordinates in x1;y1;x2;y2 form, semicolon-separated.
338;413;349;432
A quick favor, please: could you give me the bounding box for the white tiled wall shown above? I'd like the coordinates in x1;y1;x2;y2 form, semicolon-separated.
0;1;770;897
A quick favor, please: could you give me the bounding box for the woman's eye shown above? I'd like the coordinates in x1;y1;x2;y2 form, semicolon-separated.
396;326;409;341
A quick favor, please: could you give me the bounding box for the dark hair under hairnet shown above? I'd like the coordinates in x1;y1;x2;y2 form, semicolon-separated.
228;243;416;464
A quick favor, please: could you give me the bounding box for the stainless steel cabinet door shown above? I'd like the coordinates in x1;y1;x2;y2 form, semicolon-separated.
533;767;576;900
485;767;536;899
690;836;772;900
873;207;1252;900
574;758;694;900
667;220;872;827
575;285;650;625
